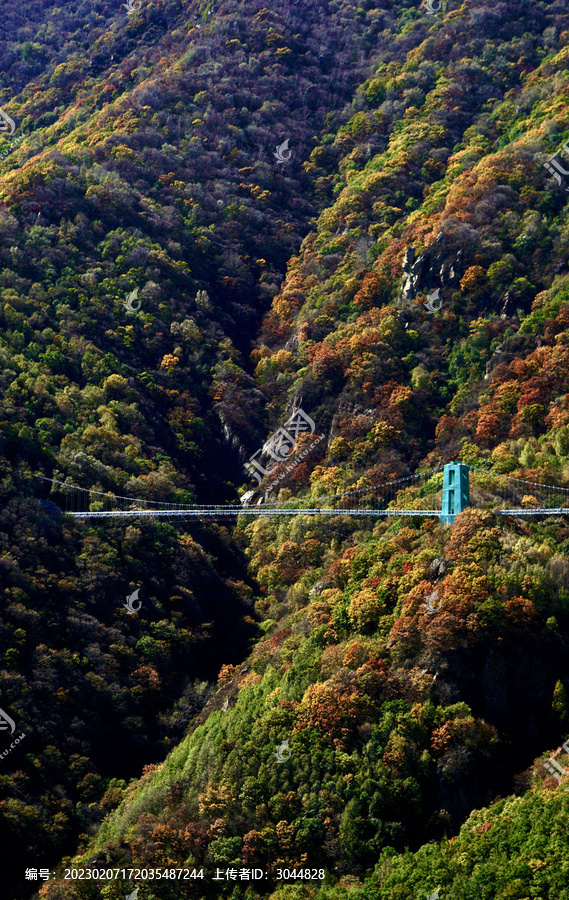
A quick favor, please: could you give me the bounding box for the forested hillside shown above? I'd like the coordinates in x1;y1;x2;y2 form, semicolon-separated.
1;0;569;898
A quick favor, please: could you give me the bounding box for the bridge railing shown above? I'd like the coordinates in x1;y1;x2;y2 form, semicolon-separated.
31;467;569;520
32;467;446;519
469;466;569;513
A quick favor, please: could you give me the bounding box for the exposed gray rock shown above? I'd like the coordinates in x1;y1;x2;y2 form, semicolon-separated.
429;556;451;577
309;580;326;596
399;235;464;305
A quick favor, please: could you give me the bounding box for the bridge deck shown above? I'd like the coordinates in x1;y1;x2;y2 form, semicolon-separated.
69;508;442;518
67;507;569;518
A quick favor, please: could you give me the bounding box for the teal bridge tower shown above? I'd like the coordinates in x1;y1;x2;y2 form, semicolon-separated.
439;462;470;524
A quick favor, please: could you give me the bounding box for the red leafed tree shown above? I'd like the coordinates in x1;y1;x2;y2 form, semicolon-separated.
294;680;360;742
242;829;265;863
307;343;343;379
475;406;501;446
353;272;386;309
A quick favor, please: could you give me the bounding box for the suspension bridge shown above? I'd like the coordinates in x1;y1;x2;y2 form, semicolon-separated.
33;464;569;523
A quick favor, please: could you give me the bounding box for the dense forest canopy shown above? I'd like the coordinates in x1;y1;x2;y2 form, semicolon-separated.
0;0;569;899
